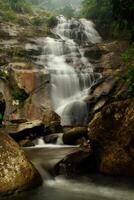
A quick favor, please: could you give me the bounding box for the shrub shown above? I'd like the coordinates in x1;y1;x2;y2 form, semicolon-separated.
122;47;134;62
126;64;134;96
11;86;29;102
47;15;57;27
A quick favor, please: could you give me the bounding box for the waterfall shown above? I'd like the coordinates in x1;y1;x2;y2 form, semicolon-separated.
36;15;101;126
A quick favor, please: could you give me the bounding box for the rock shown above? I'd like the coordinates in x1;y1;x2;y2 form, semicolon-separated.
8;62;50;94
63;127;88;145
44;133;63;144
97;41;129;54
0;129;42;195
0;78;13;118
84;46;102;60
55;146;92;177
92;97;108;113
6;120;44;143
7;62;61;131
18;139;35;147
90;77;116;98
88;98;134;177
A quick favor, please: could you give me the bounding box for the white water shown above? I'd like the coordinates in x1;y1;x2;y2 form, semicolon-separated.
35;16;101;125
11;146;133;200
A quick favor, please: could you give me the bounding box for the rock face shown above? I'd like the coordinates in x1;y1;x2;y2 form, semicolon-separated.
85;40;129;116
6;62;61;130
88;98;134;177
0;78;13;117
0;129;42;195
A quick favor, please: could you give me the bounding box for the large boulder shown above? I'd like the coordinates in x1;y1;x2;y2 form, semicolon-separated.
0;129;42;195
88;98;134;177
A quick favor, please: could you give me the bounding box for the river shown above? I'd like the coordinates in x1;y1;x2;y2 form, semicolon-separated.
6;145;134;200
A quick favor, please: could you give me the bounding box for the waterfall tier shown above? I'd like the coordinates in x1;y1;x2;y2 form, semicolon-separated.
33;16;102;125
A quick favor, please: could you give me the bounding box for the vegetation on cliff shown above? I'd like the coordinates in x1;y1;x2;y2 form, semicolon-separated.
0;0;56;30
81;0;134;40
81;0;134;98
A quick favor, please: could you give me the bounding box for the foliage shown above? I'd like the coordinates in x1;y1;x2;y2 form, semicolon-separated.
0;70;9;79
0;0;32;22
122;47;134;62
56;5;75;18
8;0;32;13
126;64;134;96
81;0;112;22
47;15;57;27
11;85;29;102
81;0;134;40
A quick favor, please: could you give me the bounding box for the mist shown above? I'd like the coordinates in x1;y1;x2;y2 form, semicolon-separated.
30;0;83;10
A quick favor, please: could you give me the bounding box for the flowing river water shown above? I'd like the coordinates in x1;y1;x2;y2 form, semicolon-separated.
7;145;134;200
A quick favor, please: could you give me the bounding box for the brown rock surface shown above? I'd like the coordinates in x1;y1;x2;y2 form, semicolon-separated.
0;129;42;195
88;98;134;177
63;127;88;145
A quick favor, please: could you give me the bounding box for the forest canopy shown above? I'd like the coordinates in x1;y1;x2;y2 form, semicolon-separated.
81;0;134;40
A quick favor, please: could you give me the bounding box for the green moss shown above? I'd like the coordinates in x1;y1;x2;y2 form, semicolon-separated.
0;70;9;79
11;85;29;102
46;15;57;27
126;64;134;97
122;47;134;62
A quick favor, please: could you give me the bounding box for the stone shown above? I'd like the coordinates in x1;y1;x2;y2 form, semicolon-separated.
8;62;50;94
44;133;63;144
55;146;92;177
0;129;42;195
7;120;44;140
88;98;134;177
63;127;88;145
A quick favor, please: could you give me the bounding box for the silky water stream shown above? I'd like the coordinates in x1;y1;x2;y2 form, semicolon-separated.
7;145;134;200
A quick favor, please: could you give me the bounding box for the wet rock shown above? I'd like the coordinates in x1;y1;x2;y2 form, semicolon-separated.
63;127;88;145
55;146;92;177
7;62;61;130
92;97;108;113
90;77;116;98
18;139;35;147
0;78;13;118
84;46;102;60
0;129;42;195
97;40;129;54
8;62;50;94
7;120;44;142
44;133;63;144
88;98;134;177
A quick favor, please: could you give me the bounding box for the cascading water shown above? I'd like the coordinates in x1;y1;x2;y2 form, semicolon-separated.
36;15;102;125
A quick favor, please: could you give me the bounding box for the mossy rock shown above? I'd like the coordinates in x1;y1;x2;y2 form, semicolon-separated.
0;129;42;196
63;127;88;145
88;98;134;177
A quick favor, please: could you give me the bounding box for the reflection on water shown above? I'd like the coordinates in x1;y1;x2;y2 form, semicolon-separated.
5;146;134;200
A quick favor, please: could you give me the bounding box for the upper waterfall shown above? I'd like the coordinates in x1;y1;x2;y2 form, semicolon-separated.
35;16;102;126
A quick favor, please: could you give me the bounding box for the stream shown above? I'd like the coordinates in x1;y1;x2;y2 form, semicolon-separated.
7;145;134;200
